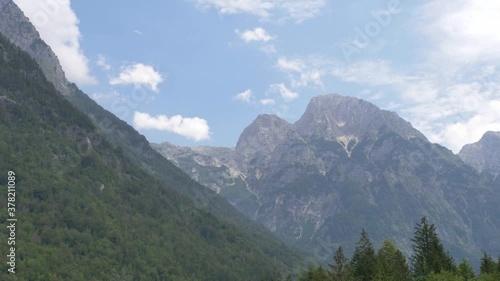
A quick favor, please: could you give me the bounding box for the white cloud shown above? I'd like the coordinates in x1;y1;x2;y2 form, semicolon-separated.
263;1;500;152
441;100;500;152
326;58;500;152
133;112;211;141
193;0;326;22
234;89;253;103
279;0;326;23
276;57;323;88
260;44;277;55
420;0;500;66
236;27;273;42
109;63;164;92
270;83;299;101
260;98;275;106
96;54;111;71
13;0;96;85
277;57;304;72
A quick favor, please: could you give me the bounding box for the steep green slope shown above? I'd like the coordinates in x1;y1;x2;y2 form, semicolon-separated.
0;33;298;280
0;1;304;269
63;79;304;269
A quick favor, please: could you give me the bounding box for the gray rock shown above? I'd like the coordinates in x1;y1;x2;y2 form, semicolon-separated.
0;0;72;96
460;131;500;178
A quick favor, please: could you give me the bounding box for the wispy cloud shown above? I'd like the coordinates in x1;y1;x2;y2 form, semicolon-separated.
270;83;299;101
328;59;500;152
271;49;500;152
96;54;111;71
109;63;164;92
419;0;500;67
133;112;211;141
276;57;323;88
236;27;274;43
260;98;275;106
234;89;254;103
259;44;277;55
14;0;96;85
192;0;326;23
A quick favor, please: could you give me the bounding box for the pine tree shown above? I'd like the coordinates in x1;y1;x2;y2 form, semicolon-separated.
299;265;329;281
457;259;475;281
329;246;354;281
480;252;497;275
374;239;411;281
411;216;432;277
350;229;377;281
316;266;329;281
411;216;455;278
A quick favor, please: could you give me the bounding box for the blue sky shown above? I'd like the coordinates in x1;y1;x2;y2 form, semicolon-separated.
13;0;500;152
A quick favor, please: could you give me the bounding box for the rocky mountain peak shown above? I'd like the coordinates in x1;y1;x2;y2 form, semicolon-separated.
294;94;426;142
459;131;500;176
483;131;500;139
235;114;292;170
0;0;71;96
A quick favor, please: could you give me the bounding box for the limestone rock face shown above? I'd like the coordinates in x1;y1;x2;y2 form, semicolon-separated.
460;131;500;178
294;94;425;142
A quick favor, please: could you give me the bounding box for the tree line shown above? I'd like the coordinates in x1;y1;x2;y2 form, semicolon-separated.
272;217;500;281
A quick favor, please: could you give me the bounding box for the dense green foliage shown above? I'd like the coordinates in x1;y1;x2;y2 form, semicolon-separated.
0;33;299;280
411;217;456;278
458;259;476;281
479;252;496;275
286;218;500;281
374;240;411;281
351;229;376;281
329;246;354;281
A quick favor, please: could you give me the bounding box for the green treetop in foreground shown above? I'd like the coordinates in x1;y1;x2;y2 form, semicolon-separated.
283;216;500;281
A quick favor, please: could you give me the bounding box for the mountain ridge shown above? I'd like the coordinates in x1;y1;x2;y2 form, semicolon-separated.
459;131;500;178
0;0;71;97
154;93;500;267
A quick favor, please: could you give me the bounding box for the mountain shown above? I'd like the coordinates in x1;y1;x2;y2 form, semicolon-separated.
0;0;304;272
0;0;71;97
0;31;306;280
459;131;500;179
154;94;500;265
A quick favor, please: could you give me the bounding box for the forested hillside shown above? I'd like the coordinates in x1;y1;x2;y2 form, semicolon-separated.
0;33;300;280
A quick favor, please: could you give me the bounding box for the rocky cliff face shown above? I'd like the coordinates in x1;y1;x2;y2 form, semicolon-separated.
294;94;426;142
0;0;71;96
459;131;500;178
153;94;500;264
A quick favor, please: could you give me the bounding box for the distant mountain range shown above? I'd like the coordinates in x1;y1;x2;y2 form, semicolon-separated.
153;94;500;265
3;0;499;276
